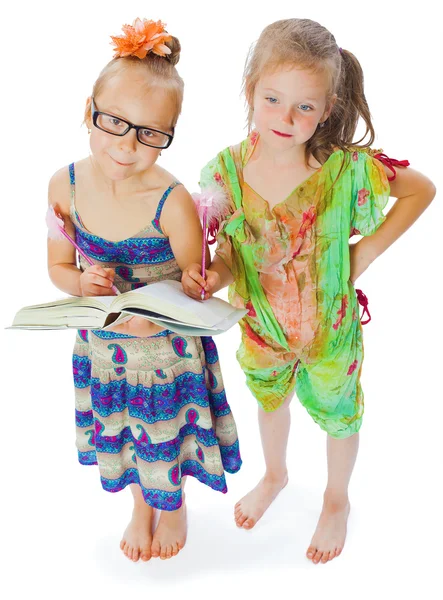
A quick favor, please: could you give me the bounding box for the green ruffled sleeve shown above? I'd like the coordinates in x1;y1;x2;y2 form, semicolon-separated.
351;151;391;237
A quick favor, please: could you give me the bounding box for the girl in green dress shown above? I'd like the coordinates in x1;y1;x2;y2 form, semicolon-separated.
182;18;436;564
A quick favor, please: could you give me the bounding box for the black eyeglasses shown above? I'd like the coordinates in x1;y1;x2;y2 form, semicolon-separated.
91;98;174;149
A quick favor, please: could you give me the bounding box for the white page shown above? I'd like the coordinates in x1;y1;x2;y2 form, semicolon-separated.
127;280;243;327
82;296;116;308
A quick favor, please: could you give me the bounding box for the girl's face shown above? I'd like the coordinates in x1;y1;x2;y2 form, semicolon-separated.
86;69;177;181
251;65;333;151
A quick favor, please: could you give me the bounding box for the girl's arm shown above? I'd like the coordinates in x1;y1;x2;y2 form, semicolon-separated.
163;186;227;300
47;167;115;297
162;185;211;269
350;166;436;281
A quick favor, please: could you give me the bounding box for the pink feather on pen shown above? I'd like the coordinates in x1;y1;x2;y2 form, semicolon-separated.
46;205;120;295
191;185;230;300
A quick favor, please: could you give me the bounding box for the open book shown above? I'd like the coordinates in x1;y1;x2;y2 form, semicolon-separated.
9;280;247;336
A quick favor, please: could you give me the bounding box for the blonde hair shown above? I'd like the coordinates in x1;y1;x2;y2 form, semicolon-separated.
85;36;184;126
243;19;375;167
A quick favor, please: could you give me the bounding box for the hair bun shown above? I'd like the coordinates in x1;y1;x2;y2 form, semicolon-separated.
164;36;181;66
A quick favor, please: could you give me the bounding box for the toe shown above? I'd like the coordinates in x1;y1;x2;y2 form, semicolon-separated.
243;518;255;529
235;513;248;528
306;545;316;559
151;539;161;558
166;545;173;559
160;545;167;560
141;546;151;562
321;552;330;564
234;509;244;522
132;548;140;562
172;543;179;556
328;549;337;561
313;550;323;564
120;539;125;551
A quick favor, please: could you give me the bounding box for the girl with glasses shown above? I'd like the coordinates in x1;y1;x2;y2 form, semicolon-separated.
47;18;241;563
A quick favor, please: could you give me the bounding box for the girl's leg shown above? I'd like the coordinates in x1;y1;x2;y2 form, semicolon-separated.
235;394;293;529
151;476;188;560
120;483;155;562
306;432;359;564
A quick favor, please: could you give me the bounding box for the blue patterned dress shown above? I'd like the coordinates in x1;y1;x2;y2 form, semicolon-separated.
69;163;242;511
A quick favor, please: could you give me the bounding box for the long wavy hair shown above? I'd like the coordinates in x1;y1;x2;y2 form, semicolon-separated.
243;19;375;169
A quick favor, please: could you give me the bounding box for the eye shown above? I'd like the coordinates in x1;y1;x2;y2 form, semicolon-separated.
108;117;123;126
266;97;278;104
299;104;313;112
140;129;155;137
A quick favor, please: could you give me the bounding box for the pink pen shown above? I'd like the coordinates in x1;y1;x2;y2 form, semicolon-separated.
192;186;230;302
200;210;207;300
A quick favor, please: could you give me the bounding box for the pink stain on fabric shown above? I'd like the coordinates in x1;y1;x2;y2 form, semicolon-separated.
357;189;370;206
347;360;358;375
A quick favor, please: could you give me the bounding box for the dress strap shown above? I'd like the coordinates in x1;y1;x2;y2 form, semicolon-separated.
152;180;182;234
69;163;76;211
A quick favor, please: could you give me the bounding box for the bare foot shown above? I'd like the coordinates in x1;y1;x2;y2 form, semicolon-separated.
151;501;187;560
306;493;351;564
120;501;155;562
234;473;289;530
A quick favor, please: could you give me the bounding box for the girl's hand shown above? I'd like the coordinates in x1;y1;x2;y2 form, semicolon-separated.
182;263;221;300
349;241;375;283
107;316;166;337
79;265;116;297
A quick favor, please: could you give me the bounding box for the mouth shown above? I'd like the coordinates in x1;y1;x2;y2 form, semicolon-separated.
110;156;134;167
271;129;293;138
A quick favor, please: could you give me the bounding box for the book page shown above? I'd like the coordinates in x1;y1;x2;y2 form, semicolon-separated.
115;280;244;327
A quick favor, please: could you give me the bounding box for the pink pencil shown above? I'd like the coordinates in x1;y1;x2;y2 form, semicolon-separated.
46;205;120;296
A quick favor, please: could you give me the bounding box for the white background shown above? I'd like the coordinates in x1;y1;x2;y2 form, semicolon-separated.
1;0;442;598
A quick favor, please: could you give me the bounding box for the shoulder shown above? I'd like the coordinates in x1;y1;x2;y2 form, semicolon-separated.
160;178;196;219
342;146;386;171
152;165;192;205
200;136;248;179
160;182;200;238
164;181;194;208
48;158;89;216
327;146;391;180
48;164;72;216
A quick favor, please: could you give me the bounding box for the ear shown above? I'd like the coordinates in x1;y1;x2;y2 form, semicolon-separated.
84;96;93;129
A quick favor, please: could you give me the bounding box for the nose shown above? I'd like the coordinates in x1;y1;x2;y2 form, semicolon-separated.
280;107;294;126
118;128;137;153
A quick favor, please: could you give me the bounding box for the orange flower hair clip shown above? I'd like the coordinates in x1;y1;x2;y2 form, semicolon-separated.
111;18;172;59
